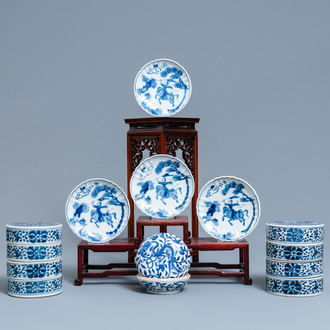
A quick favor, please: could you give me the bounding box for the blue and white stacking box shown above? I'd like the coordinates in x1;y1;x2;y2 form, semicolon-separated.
6;222;62;298
266;221;324;297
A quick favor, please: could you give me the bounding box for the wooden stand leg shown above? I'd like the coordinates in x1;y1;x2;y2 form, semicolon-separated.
75;245;83;286
243;245;252;285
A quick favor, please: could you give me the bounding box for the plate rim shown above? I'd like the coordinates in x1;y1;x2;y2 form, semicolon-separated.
130;154;195;219
133;58;192;117
196;175;261;241
65;178;130;243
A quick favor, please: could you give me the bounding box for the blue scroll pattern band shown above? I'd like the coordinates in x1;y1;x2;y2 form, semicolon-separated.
7;260;62;279
7;229;62;244
139;278;189;294
266;226;324;243
266;242;323;261
7;244;62;261
8;277;62;297
266;276;323;296
266;259;323;278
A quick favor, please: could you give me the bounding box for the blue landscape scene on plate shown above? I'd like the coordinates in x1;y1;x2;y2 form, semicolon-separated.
134;59;191;116
66;179;129;243
131;156;194;218
136;233;191;279
197;177;260;241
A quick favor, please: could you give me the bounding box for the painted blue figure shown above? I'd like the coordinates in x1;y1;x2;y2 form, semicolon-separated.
137;76;157;94
90;201;116;228
222;200;248;226
203;201;221;223
156;178;179;205
134;181;155;201
155;82;178;107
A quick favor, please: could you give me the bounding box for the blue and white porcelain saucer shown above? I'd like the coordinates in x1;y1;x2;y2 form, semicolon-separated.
197;176;261;241
65;178;130;243
130;155;194;218
134;59;192;117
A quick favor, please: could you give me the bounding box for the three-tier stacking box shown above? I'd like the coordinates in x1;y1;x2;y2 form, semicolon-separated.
6;222;62;298
266;221;324;297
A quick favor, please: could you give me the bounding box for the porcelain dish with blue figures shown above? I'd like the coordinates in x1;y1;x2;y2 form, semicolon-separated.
266;258;323;278
137;274;190;294
6;222;62;245
197;176;261;241
266;275;323;297
66;178;130;243
134;59;192;117
8;276;62;298
130;155;194;219
266;221;324;243
266;241;323;261
135;233;191;278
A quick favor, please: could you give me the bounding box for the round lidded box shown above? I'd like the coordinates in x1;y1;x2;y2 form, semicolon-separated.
6;222;63;298
136;233;191;279
135;233;191;294
266;221;324;243
266;221;324;297
266;275;323;297
6;222;62;245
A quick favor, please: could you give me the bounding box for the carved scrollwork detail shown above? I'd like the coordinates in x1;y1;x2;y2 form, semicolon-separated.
166;138;195;176
130;138;160;171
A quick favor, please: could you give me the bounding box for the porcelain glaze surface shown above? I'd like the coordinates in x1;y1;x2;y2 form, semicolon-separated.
8;276;62;298
197;176;260;241
266;222;324;243
130;155;194;218
137;274;190;294
6;223;62;245
7;259;62;279
266;258;323;278
266;275;323;297
66;178;130;243
136;233;191;278
7;243;62;261
266;241;323;261
134;59;191;117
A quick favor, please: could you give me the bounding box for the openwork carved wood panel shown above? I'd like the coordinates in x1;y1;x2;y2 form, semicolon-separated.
130;137;160;171
166;137;195;176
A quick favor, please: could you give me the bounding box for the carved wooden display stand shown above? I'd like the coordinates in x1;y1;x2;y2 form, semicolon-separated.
75;117;252;286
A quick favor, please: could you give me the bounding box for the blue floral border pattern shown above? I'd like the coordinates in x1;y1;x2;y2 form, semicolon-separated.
8;277;62;297
7;244;62;261
266;276;323;296
139;278;189;294
266;259;323;278
136;233;191;278
6;228;62;244
266;242;323;261
266;226;324;243
134;59;191;117
66;179;130;243
7;260;62;279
